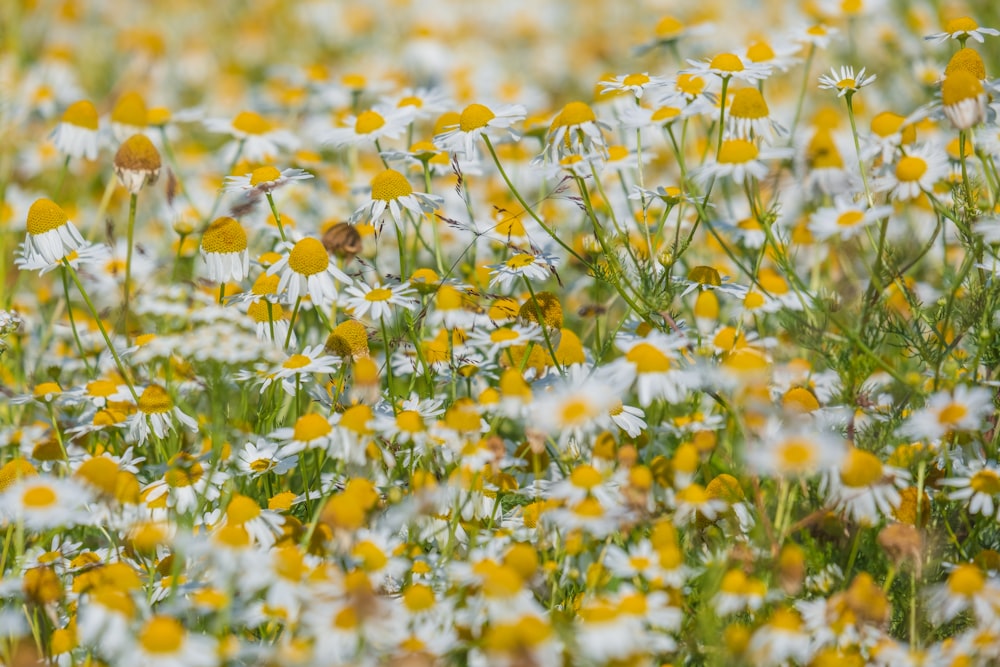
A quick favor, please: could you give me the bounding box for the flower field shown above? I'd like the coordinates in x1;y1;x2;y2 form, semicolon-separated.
3;0;1000;664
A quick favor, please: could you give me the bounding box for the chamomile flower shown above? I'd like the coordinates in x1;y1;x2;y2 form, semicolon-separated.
941;69;988;130
235;439;298;477
323;107;411;147
939;459;1000;518
435;102;527;156
200;216;249;283
223;165;313;194
349;168;443;229
543;101;609;161
926;562;1000;625
809;198;893;241
128;615;217;667
203;110;300;162
126;384;198;445
876;143;949;201
51;99;100;160
467;323;542;357
265;344;341;394
0;476;92;530
725;88;786;142
113;133;161;194
695;140;791;186
270;412;337;457
16;240;110;275
925;17;1000;44
343;280;418;320
599;72;670;99
608;333;693;406
899;385;994;440
818;66;877;97
684;53;773;83
823;447;909;525
488;252;557;290
744;419;847;478
20;198;87;266
267;237;352;306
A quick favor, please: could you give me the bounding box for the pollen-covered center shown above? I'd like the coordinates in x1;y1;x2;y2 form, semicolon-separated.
23;486;57;508
288;237;331;276
778;439;815;469
944;48;986;80
718;139;759;164
111;92;147;127
938;401;968;425
622;73;651;87
871;112;905;137
202;217;248;253
895;156;928;182
396;410;424;433
837;78;857;89
942;70;984;105
652;106;681;122
729;88;769;119
355;110;386;135
626;342;671;373
836;210;865;227
945;17;980;33
676;74;705;96
505;254;537;269
139;616;184;654
250;166;282;186
970;470;1000;495
364;287;393;302
552;101;596;128
746;41;775;62
710;53;744;73
398;96;423;109
26;198;69;235
138;385;173;414
62;100;99;130
283;354;312;369
370;169;413;201
948;563;984;595
840;448;883;487
490;328;520;343
459;103;496;132
232;111;270;135
114;134;161;171
293;413;331;441
570;464;602;489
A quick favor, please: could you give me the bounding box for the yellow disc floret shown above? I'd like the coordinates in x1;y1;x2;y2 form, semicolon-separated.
288;237;330;276
370;169;413;202
62;100;99;130
26;199;69;235
459;103;496;132
201;217;248;254
138;385;172;414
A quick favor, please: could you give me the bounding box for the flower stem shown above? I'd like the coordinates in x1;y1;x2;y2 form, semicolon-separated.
123;192;138;343
845;93;874;207
266;192;288;243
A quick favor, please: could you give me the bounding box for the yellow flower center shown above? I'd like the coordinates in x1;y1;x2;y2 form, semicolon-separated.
459;103;496;132
138;385;172;414
808;129;844;169
945;48;987;80
288;237;330;276
622;73;651;87
201;217;247;254
293;413;331;441
895;156;928;182
676;74;705;96
948;563;985;595
61;100;99;130
677;483;710;504
365;287;393;302
551;101;596;128
840;448;884;487
226;494;261;524
232;110;270;135
688;265;722;286
340;404;374;434
247;300;285;323
746;41;775;62
398;96;423;108
871;111;905;137
945;17;980;33
626;342;671;373
570;465;602;489
655;16;684;38
354;110;386;135
769;608;802;631
607;145;629;161
942;70;984;106
651;106;681;122
353;540;388;571
403;584;435;612
114;134;161;172
778;438;816;471
26;198;69;235
837;78;857;90
23;486;57;508
111;92;147;127
836;210;866;227
717;139;759;164
250;166;282;186
970;470;1000;495
371;169;413;202
33;382;61;397
283;354;312;369
139;616;184;654
490;328;520;343
573;497;604;517
729;88;769;119
710;53;744;73
396;410;424;433
505;254;537;269
938;401;968;425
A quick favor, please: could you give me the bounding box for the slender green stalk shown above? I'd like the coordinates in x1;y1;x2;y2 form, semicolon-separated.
123;192;138;341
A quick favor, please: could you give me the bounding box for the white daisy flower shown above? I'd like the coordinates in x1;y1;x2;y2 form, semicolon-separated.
808;198;893;241
876;143;949;201
51;99;100;160
818;65;877;97
684;53;773;83
200;216;249;283
348;168;443;229
488;251;557;290
342;280;418;320
203;110;299;162
20;198;87;266
126;384;199;445
323;107;411;147
925;17;1000;44
899;384;994;441
267;237;353;306
223;165;313;193
435;102;526;156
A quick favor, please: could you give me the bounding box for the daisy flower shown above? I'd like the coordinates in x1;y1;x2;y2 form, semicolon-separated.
270;412;337;457
899;385;993;440
223;165;313;194
926;562;1000;625
349;168;443;229
607;333;692;406
200;216;249;283
235;439;298;477
744;419;847;478
684;53;773;83
673;483;729;524
323;107;411;147
51;99;100;160
267;237;353;306
876;143;949;201
488;252;557;290
599;72;670;99
20;198;87;266
377;86;452;122
0;475;93;530
694;139;792;186
941;69;988;130
16;240;109;275
925;16;1000;44
725;87;786;142
542;100;609;161
466;323;542;358
808;198;893;241
342;280;418;320
818;66;877;97
126;384;198;445
264;344;341;394
747;607;813;666
128;615;218;667
823;447;910;525
939;459;1000;518
203;110;300;162
741;36;802;73
435;102;527;156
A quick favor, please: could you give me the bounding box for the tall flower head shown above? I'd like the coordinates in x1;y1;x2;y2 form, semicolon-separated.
223;165;313;194
200;217;249;282
684;53;773;83
21;198;86;265
726;88;785;141
349;168;442;229
114;134;161;194
51;100;100;160
925;17;1000;44
877;143;949;201
127;384;198;445
941;70;987;130
818;66;877;97
434;102;526;156
204;110;300;162
267;237;352;306
544;101;608;161
109;91;147;141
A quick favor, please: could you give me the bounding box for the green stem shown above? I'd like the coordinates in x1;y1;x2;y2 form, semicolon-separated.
266;192;288;243
61;267;93;374
845;93;873;207
123;192;138;342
